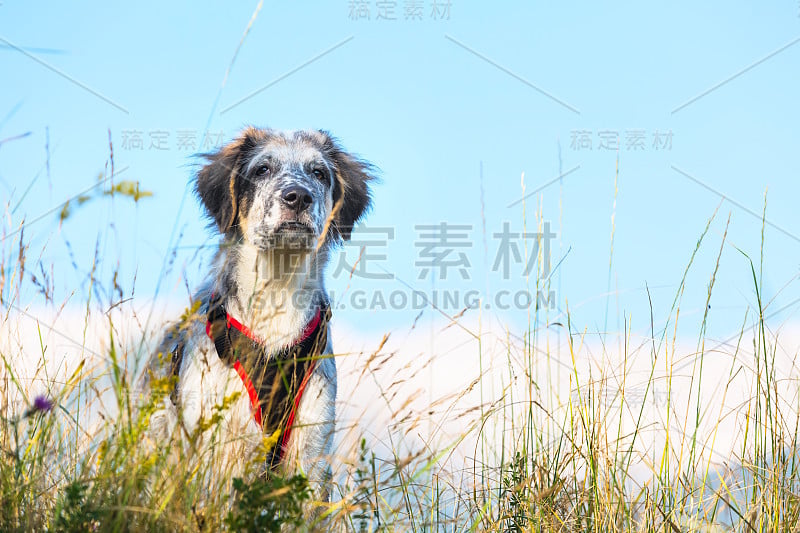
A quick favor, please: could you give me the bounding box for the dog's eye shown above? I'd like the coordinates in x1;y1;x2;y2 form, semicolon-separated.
312;169;326;181
256;165;270;177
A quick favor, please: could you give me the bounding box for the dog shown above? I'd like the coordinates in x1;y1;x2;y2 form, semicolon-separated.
137;126;374;504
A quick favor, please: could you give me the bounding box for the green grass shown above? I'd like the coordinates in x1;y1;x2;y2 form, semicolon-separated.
2;192;799;532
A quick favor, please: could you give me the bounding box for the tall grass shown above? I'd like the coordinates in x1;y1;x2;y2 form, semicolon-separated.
2;187;799;532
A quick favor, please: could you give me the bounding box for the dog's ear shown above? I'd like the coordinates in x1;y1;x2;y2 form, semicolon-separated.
320;131;377;241
195;128;259;234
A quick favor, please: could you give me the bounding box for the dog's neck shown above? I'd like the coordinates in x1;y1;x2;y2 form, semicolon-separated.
216;240;327;353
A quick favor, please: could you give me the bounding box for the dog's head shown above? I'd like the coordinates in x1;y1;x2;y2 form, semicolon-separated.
195;127;375;249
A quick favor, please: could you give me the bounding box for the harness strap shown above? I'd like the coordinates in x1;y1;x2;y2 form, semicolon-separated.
280;357;316;453
232;360;264;426
204;296;329;466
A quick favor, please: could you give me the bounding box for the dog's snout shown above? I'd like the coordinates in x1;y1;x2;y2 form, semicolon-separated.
281;186;313;212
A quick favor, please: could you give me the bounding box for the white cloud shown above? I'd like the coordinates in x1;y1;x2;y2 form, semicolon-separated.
4;300;798;488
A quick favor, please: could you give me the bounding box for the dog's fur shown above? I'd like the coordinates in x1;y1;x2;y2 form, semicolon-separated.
138;126;374;501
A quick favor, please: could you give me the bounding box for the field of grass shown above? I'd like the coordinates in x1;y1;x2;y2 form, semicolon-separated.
2;185;799;533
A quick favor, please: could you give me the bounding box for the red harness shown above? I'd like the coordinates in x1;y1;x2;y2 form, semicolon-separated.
205;306;323;460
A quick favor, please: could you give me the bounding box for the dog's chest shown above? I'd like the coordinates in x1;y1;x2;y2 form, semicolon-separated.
178;336;261;439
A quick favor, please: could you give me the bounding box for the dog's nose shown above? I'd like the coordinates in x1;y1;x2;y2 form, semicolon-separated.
281;186;313;212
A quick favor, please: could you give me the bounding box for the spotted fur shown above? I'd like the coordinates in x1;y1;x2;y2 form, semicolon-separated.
138;126;375;505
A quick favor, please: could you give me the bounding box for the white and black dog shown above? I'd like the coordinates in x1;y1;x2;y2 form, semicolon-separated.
138;126;374;502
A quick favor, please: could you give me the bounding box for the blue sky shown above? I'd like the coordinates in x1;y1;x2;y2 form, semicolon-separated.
1;1;799;345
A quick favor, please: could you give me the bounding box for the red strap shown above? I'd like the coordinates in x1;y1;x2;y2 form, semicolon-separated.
233;360;263;427
224;308;322;346
230;357;317;447
279;358;317;453
225;313;261;343
297;309;323;344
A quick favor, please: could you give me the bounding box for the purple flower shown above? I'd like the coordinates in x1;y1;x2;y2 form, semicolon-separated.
31;395;54;414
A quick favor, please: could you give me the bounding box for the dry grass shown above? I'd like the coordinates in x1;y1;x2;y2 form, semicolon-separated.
2;176;799;532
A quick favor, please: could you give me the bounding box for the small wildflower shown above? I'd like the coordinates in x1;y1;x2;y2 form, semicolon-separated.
27;394;54;416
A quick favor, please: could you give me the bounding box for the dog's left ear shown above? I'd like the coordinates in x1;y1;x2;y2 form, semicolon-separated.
320;131;377;241
195;128;260;234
